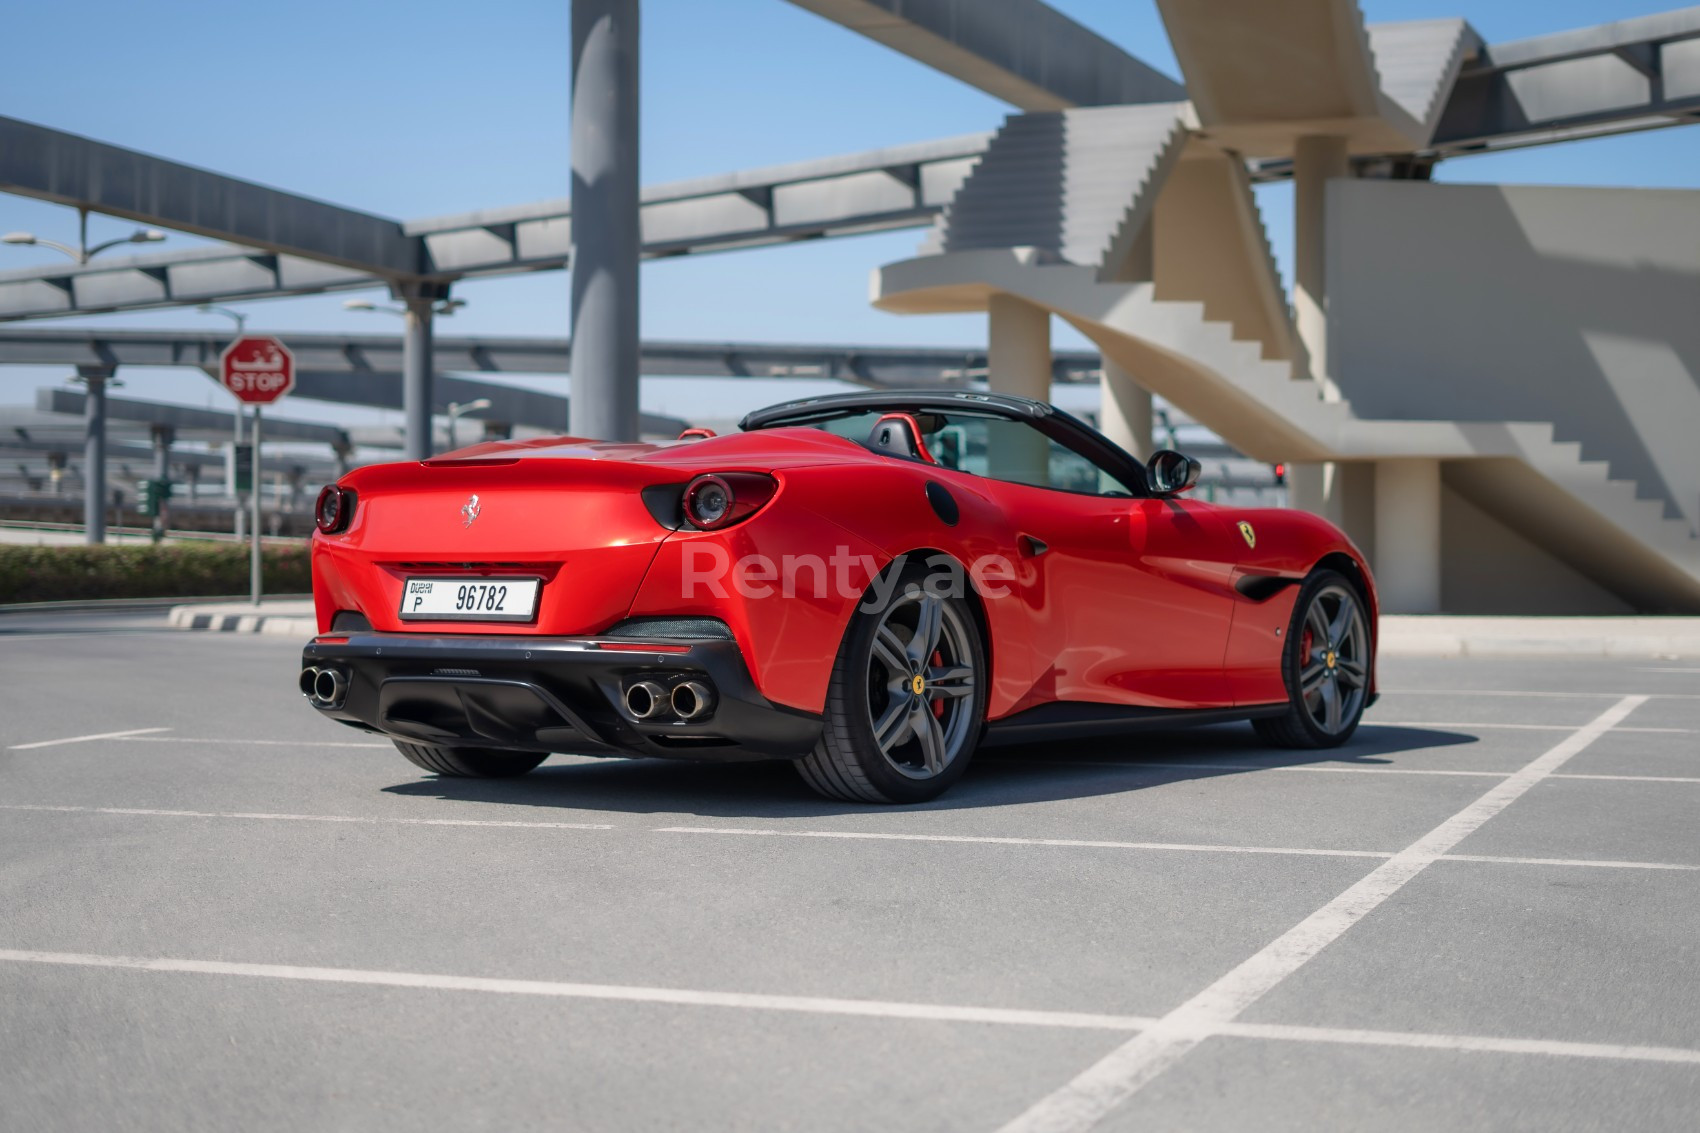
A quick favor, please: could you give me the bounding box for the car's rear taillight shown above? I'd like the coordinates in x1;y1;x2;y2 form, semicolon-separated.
682;472;777;530
315;485;356;533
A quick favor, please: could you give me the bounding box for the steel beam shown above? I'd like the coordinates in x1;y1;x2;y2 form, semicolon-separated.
0;135;988;322
0;326;1106;387
784;0;1183;110
38;388;350;449
1431;8;1700;152
0;117;421;277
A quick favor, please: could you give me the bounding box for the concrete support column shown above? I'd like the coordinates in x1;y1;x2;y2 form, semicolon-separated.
987;294;1052;485
79;366;111;544
570;0;641;442
1374;459;1442;614
1099;355;1153;462
401;294;436;461
1292;135;1348;398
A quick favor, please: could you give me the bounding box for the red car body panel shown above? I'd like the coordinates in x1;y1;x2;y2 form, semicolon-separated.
312;417;1378;728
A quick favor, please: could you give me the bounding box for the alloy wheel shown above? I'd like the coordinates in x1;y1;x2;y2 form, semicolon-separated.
865;589;977;779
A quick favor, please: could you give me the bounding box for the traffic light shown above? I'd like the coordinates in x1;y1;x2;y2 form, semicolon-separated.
1273;462;1286;486
136;478;172;518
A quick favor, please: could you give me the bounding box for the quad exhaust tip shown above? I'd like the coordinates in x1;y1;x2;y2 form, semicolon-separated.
671;680;714;721
625;680;668;719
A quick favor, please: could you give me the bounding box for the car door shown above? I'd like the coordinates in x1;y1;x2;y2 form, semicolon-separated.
967;418;1240;709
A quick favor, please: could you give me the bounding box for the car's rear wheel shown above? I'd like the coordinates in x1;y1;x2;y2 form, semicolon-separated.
393;740;548;778
1253;568;1371;749
796;561;987;804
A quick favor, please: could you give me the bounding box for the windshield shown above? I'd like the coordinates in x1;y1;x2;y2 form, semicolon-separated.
805;409;1138;497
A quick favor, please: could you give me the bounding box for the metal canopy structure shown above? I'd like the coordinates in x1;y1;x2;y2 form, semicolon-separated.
0;134;989;322
0;326;1102;387
5;3;1699;326
35;389;351;450
0;117;420;278
783;0;1185;110
1432;7;1700;153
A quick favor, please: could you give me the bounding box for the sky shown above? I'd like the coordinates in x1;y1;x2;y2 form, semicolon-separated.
2;0;1697;436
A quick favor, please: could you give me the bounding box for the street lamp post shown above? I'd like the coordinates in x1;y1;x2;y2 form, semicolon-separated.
446;398;492;452
2;210;165;264
198;305;250;539
344;295;465;460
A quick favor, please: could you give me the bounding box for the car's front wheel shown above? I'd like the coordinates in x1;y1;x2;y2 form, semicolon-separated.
393;741;548;778
1253;568;1371;749
796;561;987;804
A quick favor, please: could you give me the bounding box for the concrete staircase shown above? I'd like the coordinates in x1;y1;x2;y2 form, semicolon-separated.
873;93;1700;612
878;249;1700;611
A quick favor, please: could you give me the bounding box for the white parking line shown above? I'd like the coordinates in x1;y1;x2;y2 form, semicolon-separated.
1444;854;1700;871
996;694;1649;1133
1366;721;1687;733
1384;689;1700;700
2;947;1697;1069
9;806;1695;872
992;759;1510;778
1218;1020;1700;1065
7;727;171;750
114;736;390;749
0;804;613;832
655;826;1391;859
988;760;1700;785
0;948;1153;1033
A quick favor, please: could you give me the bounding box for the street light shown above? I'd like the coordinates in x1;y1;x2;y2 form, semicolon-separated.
196;304;252;537
446;398;492;451
197;304;249;335
2;210;165;264
343;296;465;316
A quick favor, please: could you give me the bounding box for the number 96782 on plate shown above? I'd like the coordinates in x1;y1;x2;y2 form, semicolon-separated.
398;577;541;622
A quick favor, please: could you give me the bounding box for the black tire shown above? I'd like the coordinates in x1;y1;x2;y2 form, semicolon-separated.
393;740;548;778
1253;568;1372;749
796;560;988;804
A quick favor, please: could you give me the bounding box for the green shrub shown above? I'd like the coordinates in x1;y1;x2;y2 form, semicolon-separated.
0;542;313;604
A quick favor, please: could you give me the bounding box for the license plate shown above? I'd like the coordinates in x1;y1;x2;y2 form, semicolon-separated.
398;577;541;622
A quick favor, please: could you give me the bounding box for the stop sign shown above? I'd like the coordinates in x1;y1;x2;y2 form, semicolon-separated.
218;335;295;404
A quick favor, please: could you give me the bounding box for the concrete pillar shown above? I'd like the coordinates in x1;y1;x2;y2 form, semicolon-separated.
570;0;641;442
1373;459;1442;614
987;294;1052;485
1099;355;1153;462
79;366;110;544
1292;135;1348;398
184;464;200;501
401;295;436;461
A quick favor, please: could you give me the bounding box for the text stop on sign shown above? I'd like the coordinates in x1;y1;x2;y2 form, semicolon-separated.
218;336;295;404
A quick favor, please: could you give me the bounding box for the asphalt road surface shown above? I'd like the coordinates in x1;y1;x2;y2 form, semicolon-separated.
3;608;1698;1131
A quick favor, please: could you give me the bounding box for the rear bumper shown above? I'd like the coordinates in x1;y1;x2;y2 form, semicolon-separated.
299;633;822;761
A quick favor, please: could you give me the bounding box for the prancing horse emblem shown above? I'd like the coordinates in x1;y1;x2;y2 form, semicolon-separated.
1237;520;1256;549
461;494;481;528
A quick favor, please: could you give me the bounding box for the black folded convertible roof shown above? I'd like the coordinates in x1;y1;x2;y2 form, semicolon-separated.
739;389;1052;431
739;388;1151;498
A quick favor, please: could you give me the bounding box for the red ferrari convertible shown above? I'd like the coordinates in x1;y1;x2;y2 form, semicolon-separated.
300;390;1376;803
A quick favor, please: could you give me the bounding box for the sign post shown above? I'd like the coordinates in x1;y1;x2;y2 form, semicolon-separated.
216;336;295;605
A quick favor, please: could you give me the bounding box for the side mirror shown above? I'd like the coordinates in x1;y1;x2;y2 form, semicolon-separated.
1146;449;1201;496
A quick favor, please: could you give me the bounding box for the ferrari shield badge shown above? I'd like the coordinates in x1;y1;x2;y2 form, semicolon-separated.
1237;520;1256;548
